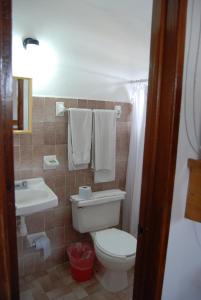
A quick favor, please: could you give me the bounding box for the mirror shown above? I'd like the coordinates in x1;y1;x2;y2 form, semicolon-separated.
12;77;32;133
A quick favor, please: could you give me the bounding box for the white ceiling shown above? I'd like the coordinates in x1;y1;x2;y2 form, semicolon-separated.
12;0;153;101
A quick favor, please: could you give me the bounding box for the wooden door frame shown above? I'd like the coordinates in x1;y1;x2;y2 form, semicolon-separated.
0;0;187;299
133;0;187;299
0;0;19;299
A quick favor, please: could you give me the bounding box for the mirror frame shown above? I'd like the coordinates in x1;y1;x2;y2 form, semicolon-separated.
13;76;32;134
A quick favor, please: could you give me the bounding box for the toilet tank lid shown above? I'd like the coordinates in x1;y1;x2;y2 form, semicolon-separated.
70;189;126;207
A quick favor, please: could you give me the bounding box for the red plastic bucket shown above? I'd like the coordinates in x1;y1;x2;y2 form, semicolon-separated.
70;264;94;282
67;242;95;282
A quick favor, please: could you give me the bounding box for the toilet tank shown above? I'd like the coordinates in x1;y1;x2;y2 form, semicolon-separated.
70;189;126;233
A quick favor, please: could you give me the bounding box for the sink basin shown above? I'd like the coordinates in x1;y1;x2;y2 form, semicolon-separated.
15;177;58;216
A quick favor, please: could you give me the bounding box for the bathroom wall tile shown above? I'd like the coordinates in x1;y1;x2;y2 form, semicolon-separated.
55;205;72;226
20;170;34;179
32;145;56;169
32;168;44;178
54;206;69;227
20;134;33;146
52;247;66;266
32;146;44;169
78;99;88;108
115;102;132;122
45;207;69;231
53;226;65;248
14;146;20;170
14;170;21;180
76;170;89;187
13;134;20;146
55;122;67;145
102;181;119;190
116;122;130;161
53;185;67;206
17;236;24;257
92;182;104;192
32;123;44;145
45;210;55;230
44;122;56;145
44;98;57;122
105;101;115;110
14;97;132;277
117;161;128;189
46;229;54;250
63;98;78;109
20;145;33;170
55;173;66;188
94;100;106;109
55;145;67;171
26;212;45;234
43;176;56;194
65;224;82;243
32;97;45;123
84;170;93;186
66;172;77;196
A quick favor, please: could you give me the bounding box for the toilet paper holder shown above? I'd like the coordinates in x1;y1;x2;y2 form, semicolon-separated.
27;232;51;260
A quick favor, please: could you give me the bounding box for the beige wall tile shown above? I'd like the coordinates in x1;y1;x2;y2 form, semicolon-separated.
44;98;57;122
14;146;20;170
14;97;131;277
13;134;20;146
78;99;88;108
20;134;32;146
20;145;33;170
53;226;65;248
56;122;67;145
32;97;45;123
26;212;45;234
44;122;56;145
32;123;44;145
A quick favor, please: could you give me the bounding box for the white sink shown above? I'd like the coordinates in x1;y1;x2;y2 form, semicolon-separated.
15;177;58;216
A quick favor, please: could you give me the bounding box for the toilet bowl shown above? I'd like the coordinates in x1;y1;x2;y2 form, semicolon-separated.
70;189;137;292
91;228;137;292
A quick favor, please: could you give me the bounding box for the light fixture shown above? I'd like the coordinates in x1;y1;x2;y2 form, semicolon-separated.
23;37;39;49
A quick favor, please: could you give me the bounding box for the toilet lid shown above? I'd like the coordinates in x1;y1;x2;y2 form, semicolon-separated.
95;228;137;257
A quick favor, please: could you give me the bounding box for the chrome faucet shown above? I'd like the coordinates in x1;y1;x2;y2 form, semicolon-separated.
15;180;28;190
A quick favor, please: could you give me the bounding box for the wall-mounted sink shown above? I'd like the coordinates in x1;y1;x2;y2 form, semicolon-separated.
15;177;58;216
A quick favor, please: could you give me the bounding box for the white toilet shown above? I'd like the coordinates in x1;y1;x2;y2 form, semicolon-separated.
70;189;137;292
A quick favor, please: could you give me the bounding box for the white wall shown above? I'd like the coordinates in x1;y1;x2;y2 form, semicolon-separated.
162;1;201;299
12;0;152;102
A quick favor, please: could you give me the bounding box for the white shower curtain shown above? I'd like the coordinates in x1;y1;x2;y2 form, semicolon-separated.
123;82;148;237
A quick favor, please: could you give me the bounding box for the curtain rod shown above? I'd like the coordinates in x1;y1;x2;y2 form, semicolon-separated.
130;79;148;83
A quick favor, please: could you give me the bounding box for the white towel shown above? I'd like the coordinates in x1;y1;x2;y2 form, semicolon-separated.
92;109;116;183
68;108;92;170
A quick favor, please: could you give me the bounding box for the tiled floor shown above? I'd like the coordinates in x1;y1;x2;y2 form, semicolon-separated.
20;263;134;300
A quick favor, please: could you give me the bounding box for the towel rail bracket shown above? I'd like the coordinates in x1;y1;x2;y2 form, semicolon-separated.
55;102;121;118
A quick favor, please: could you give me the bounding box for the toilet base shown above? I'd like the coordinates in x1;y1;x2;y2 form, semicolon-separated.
95;265;128;293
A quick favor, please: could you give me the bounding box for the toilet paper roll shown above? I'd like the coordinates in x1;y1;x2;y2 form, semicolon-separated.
35;235;51;260
79;186;92;200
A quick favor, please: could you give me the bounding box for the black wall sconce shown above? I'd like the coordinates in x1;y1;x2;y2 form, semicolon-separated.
23;37;39;49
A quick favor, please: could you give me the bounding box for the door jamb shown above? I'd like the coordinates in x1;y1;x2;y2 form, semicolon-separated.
0;0;19;299
133;0;187;299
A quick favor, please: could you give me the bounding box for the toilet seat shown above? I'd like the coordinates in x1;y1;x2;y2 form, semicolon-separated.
94;228;137;258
